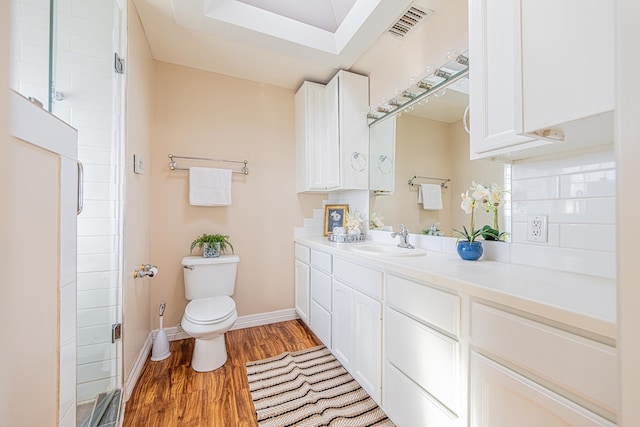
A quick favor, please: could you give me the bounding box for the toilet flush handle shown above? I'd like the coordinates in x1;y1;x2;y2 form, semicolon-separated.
184;265;195;270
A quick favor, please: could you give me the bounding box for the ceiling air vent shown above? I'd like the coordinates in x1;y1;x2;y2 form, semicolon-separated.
386;5;433;39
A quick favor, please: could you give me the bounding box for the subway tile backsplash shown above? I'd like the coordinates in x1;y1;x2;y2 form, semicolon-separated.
510;149;616;279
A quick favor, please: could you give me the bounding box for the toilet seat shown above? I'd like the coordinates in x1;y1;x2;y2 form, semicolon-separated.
184;296;236;325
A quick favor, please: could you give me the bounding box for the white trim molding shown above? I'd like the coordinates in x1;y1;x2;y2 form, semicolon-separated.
124;333;152;401
230;308;299;331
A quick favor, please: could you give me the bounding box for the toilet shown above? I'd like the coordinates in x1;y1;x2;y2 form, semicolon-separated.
180;254;239;372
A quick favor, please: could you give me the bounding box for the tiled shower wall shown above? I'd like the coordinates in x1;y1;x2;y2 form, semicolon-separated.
54;0;124;403
510;149;616;279
9;0;49;105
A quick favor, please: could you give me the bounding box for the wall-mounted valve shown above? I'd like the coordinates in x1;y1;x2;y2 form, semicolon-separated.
133;264;158;279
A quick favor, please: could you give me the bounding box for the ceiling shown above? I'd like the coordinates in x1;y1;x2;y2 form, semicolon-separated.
133;0;450;90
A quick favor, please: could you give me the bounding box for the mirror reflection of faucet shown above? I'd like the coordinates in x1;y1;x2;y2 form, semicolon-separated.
423;223;443;236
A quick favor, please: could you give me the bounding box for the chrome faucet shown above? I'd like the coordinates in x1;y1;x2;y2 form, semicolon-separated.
390;224;414;249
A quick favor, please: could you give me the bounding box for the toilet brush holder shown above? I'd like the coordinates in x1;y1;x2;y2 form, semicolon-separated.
151;302;170;361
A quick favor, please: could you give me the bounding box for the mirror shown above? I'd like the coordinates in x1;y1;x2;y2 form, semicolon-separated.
369;73;508;238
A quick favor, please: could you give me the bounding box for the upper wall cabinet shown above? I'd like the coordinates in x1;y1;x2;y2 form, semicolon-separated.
327;71;370;191
296;71;369;192
469;0;614;161
469;0;549;160
296;81;340;192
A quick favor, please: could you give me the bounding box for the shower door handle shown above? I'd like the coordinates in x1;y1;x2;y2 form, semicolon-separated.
77;161;84;215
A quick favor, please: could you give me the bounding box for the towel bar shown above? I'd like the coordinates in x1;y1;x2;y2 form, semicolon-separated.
168;154;249;175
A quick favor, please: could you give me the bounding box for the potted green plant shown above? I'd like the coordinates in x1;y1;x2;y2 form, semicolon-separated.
190;233;234;258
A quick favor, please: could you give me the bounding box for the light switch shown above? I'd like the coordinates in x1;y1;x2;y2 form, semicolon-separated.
133;154;144;174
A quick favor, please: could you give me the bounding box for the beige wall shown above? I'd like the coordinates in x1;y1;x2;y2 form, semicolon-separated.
123;1;155;387
151;61;325;327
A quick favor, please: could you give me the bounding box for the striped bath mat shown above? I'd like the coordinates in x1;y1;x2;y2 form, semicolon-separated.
246;345;395;427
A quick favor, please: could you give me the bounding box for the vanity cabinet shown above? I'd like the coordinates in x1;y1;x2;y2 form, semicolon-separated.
295;70;369;192
369;116;396;193
468;0;614;161
294;244;311;325
383;274;462;426
470;353;615;427
470;302;617;426
309;249;332;347
332;258;383;404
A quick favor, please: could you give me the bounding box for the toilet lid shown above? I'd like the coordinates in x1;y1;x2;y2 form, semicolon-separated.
184;296;236;325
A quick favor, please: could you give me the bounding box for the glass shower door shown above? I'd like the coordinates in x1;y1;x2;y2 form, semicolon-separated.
50;0;126;424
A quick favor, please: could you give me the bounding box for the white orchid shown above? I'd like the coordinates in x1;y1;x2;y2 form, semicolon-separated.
487;183;505;208
369;212;385;230
471;181;490;203
456;181;508;243
460;190;476;215
345;210;365;232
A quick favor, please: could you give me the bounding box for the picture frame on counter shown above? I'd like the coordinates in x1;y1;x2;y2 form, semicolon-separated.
324;204;349;236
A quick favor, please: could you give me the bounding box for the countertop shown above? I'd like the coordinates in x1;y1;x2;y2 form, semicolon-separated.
294;236;617;341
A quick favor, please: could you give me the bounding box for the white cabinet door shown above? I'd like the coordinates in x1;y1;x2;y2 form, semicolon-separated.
294;259;310;325
310;301;332;348
352;289;382;404
517;0;614;138
326;70;369;190
331;279;353;369
295;81;339;192
469;0;546;160
369;116;396;193
470;353;615;427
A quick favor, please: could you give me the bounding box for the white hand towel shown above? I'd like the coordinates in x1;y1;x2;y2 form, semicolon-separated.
189;167;232;206
417;183;443;210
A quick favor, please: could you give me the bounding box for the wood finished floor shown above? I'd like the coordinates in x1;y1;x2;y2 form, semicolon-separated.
123;319;322;427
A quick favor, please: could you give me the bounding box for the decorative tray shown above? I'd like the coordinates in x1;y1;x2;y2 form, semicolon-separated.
328;233;365;243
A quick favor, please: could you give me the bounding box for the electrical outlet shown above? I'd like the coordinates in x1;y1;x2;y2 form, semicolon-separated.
527;215;548;242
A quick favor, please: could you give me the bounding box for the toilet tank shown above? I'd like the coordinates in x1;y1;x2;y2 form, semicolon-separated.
181;255;240;300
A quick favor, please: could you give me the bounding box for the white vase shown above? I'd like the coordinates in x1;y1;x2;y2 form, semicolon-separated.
203;242;221;258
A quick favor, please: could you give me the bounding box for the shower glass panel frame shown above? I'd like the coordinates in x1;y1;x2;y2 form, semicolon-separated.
9;0;126;421
50;0;126;411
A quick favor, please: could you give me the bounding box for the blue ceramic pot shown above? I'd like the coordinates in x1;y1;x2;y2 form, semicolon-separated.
457;241;483;261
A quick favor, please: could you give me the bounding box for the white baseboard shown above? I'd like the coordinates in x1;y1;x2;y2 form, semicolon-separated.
153;308;301;343
124;332;152;401
230;308;299;330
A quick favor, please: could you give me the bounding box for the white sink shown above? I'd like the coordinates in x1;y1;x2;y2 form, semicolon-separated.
351;244;426;257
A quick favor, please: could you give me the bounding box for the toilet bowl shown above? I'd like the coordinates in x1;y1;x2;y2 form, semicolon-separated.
180;296;237;372
181;255;240;372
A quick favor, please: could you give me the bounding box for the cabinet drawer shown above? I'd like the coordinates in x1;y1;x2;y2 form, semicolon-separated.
295;244;310;263
310;301;331;348
310;249;332;273
310;268;331;311
471;302;617;415
384;362;457;427
333;258;382;300
386;308;459;414
470;352;615;427
386;274;460;336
